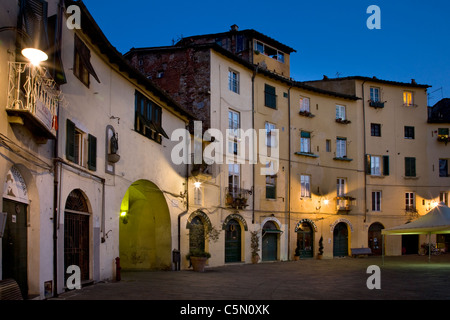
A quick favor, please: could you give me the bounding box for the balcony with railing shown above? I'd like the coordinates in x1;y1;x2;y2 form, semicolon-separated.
6;62;62;140
335;195;356;214
225;187;252;210
368;99;385;109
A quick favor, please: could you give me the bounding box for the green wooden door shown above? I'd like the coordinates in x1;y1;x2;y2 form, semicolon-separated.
262;233;277;261
333;222;348;257
2;199;28;298
225;219;241;263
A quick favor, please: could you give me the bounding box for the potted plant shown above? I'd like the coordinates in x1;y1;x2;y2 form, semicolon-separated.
294;246;301;261
317;236;324;260
250;230;260;264
186;223;220;272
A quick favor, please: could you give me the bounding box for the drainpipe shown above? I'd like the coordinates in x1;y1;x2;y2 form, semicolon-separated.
251;66;258;224
362;81;367;223
177;122;190;255
287;83;292;260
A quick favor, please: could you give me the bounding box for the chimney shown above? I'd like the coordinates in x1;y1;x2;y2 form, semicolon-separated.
230;24;239;32
411;79;416;84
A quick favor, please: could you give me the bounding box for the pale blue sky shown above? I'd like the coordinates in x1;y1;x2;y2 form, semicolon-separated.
83;0;450;106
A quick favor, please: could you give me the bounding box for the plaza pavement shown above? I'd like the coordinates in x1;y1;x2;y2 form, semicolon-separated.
52;254;450;301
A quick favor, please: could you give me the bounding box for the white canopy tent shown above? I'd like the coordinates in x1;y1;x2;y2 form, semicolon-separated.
381;202;450;263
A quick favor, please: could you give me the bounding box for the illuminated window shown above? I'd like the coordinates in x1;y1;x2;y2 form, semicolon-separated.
403;91;414;106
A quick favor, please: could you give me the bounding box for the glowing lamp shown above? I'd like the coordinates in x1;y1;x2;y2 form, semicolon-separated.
194;181;202;189
21;47;48;66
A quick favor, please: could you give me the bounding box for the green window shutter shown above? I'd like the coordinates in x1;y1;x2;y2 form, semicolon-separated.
301;131;310;138
88;134;97;171
405;157;416;177
66;119;75;162
365;154;371;174
383;155;389;176
264;84;276;109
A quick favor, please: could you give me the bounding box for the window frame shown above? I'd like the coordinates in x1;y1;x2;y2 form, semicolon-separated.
300;131;311;153
405;192;415;211
336;137;347;158
265;122;277;148
403;91;414;106
439;159;449;177
300;175;311;198
371;123;381;137
300;97;310;113
335;104;346;120
404;126;415;139
370;87;380;102
372;191;382;212
228;69;240;94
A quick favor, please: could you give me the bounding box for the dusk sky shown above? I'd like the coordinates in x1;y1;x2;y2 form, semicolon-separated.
83;0;450;106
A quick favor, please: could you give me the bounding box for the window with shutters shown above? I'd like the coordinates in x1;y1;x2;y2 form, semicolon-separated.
265;165;277;200
134;90;168;144
405;157;416;177
365;155;389;176
66;119;97;171
73;34;100;87
265;122;277;148
264;84;277;109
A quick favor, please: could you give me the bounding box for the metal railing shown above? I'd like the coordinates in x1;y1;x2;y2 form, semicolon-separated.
6;62;62;137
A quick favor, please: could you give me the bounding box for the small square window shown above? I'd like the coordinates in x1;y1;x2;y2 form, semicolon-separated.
404;126;415;139
371;123;381;137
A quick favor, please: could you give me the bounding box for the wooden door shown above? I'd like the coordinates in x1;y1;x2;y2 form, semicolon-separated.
2;199;28;298
225;219;241;263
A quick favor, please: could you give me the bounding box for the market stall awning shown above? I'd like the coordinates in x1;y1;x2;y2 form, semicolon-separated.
382;202;450;235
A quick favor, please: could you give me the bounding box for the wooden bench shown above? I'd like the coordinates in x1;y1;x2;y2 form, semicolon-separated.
351;248;372;258
0;279;23;300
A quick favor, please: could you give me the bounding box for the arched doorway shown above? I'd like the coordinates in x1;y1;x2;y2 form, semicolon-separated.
225;219;242;263
333;222;349;257
296;221;314;258
64;189;90;283
262;221;279;261
368;222;384;255
2;167;29;298
119;180;171;270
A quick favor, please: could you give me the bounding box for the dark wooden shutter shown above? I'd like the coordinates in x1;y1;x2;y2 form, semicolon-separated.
365;154;371;174
383;155;389;176
264;84;276;109
88;134;97;171
405;157;416;177
66;119;75;162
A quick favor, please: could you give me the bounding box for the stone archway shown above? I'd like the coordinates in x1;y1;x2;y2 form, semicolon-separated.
119;180;171;270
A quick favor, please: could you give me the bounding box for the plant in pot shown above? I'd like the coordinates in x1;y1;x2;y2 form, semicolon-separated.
317;236;324;260
294;246;301;261
250;230;260;264
186;223;220;272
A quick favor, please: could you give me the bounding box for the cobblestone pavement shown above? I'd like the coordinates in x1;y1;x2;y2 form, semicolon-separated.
53;254;450;301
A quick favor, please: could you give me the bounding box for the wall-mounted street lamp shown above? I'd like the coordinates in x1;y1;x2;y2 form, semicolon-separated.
0;26;48;66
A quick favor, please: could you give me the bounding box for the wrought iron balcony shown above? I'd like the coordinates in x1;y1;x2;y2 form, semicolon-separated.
369;100;385;108
225;187;251;210
6;62;62;139
336;195;356;214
